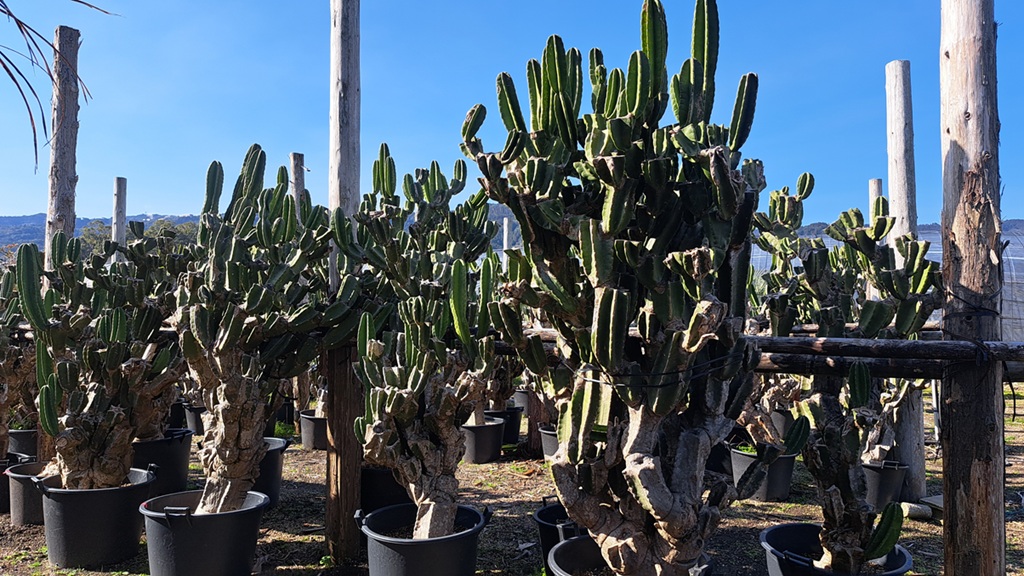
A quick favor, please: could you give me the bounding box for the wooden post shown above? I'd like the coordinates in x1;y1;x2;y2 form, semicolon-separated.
326;0;362;562
289;152;307;426
940;1;1004;573
868;178;884;213
289;152;305;213
111;177;127;262
324;347;362;562
502;217;510;270
885;59;926;504
44;25;81;272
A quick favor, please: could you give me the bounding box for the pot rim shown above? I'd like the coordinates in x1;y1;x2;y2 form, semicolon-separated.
759;522;913;575
357;502;489;545
35;466;155;495
139;489;270;518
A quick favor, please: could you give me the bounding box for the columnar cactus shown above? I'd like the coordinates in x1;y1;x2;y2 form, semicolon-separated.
177;144;367;513
16;229;186;489
0;266;36;457
752;180;940;573
462;1;768;572
351;145;498;538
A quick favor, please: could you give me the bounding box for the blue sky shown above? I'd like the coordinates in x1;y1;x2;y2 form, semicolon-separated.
1;1;1022;226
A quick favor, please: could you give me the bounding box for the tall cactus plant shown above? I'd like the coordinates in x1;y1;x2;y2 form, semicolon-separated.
462;1;767;572
177;145;368;513
16;229;186;489
0;265;36;458
351;145;498;539
752;179;940;572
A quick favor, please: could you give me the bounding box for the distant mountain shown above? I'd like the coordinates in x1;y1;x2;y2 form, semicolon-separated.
0;213;199;248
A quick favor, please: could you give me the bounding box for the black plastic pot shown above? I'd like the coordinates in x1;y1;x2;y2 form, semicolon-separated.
532;496;572;575
360;466;412;514
863;460;908;512
263;409;279;438
132;428;194;496
547;534;605;576
707;442;734;476
357;502;490;576
252;437;289;508
299;409;329;450
0;452;35;513
7;461;48;526
9;429;38;456
760;523;913;576
462;416;504;464
771;410;796;437
184;404;206;436
512;389;531;409
276;400;294;424
140;489;270;576
538;423;558;461
485;406;524;445
35;466;156;568
731;448;798;502
167;399;186;429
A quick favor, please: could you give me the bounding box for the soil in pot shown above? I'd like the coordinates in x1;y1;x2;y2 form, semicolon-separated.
547;534;713;576
462;416;504;464
358;502;489;576
252;437;289;508
485;406;524;445
299;409;329;450
731;446;798;502
760;522;913;576
132;428;194;497
863;460;909;512
140;489;270;576
36;466;156;568
6;461;48;526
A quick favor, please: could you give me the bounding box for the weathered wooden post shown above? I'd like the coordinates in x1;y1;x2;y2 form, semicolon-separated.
866;179;884;301
289;152;311;425
885;59;926;504
940;0;1004;573
325;0;363;562
44;25;81;272
111;177;127;262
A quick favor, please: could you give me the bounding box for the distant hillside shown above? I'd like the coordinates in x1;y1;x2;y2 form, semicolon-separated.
0;213;199;248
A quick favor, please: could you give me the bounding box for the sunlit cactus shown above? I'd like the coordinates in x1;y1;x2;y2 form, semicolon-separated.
460;0;773;572
176;144;369;513
351;144;498;539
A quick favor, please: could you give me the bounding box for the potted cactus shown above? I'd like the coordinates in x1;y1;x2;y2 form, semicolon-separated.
143;145;368;576
457;0;795;572
15;228;187;568
349;146;498;576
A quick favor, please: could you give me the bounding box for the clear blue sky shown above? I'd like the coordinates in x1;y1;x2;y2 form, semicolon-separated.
1;1;1022;225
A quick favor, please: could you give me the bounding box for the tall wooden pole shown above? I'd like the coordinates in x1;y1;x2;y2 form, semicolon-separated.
868;178;883;212
940;1;1004;574
289;152;305;213
326;0;362;562
111;177;127;263
44;25;81;272
885;59;926;504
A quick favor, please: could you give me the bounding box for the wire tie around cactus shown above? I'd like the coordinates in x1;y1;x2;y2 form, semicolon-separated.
580;351;745;388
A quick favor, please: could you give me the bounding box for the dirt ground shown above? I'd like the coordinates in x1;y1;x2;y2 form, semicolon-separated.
1;388;1023;576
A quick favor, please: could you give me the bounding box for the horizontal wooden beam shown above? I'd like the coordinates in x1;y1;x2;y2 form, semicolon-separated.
748;336;1024;362
757;352;1024;382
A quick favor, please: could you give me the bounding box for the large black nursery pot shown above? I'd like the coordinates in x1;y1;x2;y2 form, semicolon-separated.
252;436;289;508
532;496;572;575
299;409;329;450
863;460;908;511
132;428;194;496
35;466;156;568
462;416;504;464
6;461;47;526
548;533;714;575
760;523;912;576
184;403;206;436
0;452;34;513
357;502;490;576
731;446;798;502
485;406;524;445
167;398;186;429
9;429;38;457
538;423;558;461
360;466;412;514
512;389;531;410
140;489;270;576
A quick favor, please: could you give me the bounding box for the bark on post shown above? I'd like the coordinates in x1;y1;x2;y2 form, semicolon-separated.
326;0;362;561
324;347;361;560
940;1;1004;573
289;152;305;213
111;177;127;263
885;59;926;504
866;179;884;301
45;25;81;271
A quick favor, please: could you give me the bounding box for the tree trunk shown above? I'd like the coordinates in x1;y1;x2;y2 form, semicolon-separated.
45;26;80;272
940;1;1004;574
328;0;360;292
